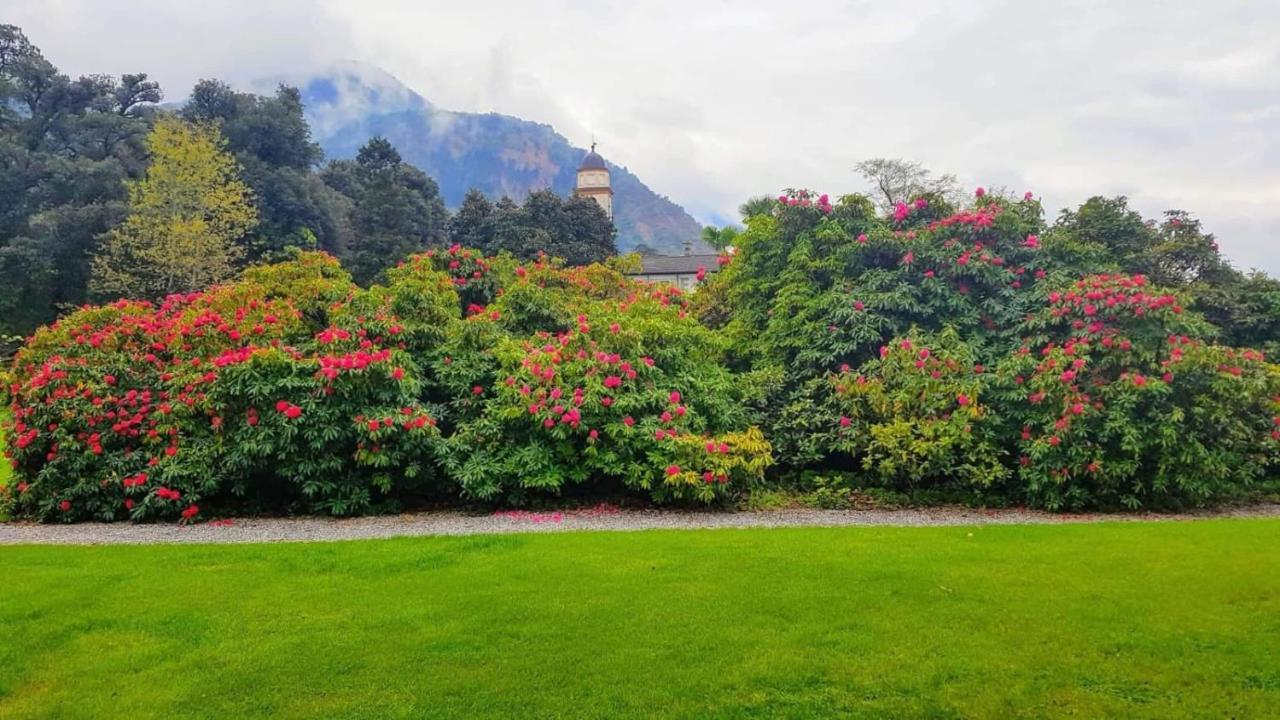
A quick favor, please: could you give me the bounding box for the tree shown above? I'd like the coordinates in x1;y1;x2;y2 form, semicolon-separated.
447;188;494;248
0;25;157;332
181;80;346;259
701;225;740;251
90;117;257;299
558;194;617;265
739;195;777;221
855;158;961;212
321;136;447;284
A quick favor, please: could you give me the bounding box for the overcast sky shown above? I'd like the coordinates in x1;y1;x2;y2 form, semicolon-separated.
10;0;1280;272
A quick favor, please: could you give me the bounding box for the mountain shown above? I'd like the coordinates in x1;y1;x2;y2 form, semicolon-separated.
250;64;705;254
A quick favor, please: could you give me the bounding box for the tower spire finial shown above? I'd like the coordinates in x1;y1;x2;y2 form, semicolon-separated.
590;136;596;153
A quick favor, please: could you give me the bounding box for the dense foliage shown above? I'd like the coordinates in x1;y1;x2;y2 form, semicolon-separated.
0;25;619;336
694;188;1280;510
4;23;1279;521
0;250;770;521
448;188;616;266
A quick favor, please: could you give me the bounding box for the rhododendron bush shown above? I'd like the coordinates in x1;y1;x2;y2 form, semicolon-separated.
993;274;1280;509
700;188;1280;509
5;184;1279;521
830;329;1007;490
1;248;772;521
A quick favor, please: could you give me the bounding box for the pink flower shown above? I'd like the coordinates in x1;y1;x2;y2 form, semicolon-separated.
622;416;635;427
957;394;970;406
603;375;622;389
182;505;199;520
856;233;868;244
59;500;72;512
853;300;865;311
665;465;681;476
839;416;851;428
1023;235;1039;248
284;405;302;419
975;187;986;198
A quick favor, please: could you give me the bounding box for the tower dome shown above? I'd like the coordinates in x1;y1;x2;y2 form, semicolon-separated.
578;148;607;171
575;141;613;220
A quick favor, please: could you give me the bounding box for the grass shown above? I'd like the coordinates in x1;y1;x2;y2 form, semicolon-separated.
2;520;1279;719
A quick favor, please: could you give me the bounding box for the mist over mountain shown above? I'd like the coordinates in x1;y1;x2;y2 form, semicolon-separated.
250;63;705;254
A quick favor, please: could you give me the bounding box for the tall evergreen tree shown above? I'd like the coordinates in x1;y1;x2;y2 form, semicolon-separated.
321;136;447;284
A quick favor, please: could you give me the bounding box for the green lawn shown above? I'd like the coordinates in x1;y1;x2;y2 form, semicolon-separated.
2;521;1278;719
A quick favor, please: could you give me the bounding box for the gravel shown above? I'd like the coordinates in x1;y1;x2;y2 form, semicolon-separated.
2;503;1278;545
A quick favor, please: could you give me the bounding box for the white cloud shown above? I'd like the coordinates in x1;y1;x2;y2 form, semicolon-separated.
9;0;1280;272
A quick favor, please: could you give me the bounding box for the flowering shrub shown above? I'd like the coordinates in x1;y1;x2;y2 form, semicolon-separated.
5;184;1279;520
705;185;1280;509
2;248;772;521
444;264;771;503
1;253;448;521
830;329;1007;489
994;274;1280;509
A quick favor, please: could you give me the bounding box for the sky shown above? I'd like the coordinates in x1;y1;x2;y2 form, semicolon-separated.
9;0;1280;272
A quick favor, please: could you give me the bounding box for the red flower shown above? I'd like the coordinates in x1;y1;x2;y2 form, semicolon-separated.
665;465;681;476
284;405;302;419
182;505;199;520
839;416;851;428
956;394;970;406
622;416;635;427
59;500;72;512
603;375;622;389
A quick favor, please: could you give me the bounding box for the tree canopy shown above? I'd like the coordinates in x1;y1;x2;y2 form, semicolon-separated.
90;117;258;300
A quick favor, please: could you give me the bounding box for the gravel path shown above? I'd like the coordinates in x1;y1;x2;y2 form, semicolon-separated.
2;504;1278;545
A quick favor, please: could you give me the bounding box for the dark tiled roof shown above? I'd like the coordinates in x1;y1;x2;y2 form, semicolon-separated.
578;150;607;171
632;254;721;275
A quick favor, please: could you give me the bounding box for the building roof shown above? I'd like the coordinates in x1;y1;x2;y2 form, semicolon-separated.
578;148;607;171
632;254;721;275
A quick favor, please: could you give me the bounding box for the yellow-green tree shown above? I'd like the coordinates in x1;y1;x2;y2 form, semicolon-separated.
90;116;257;300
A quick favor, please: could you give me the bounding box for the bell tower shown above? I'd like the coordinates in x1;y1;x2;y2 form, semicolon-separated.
575;141;613;219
